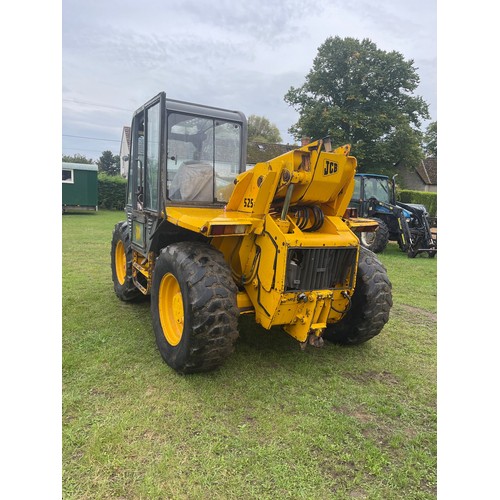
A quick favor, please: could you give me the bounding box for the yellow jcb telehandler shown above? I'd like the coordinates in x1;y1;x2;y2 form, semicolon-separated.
111;92;392;373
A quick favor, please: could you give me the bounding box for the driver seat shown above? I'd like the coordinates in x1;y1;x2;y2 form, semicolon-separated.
169;161;213;202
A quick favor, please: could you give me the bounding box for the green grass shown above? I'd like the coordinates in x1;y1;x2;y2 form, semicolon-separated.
63;210;436;499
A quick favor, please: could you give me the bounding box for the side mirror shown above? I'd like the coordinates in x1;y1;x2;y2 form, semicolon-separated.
391;174;398;202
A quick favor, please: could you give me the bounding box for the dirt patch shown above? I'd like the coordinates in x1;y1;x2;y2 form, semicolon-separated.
331;405;394;450
330;404;375;424
342;370;399;385
349;488;369;498
398;304;437;323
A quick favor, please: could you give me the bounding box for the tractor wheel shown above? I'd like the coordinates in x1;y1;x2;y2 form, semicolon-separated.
323;247;392;345
359;218;389;253
151;241;239;374
111;221;142;301
407;248;418;258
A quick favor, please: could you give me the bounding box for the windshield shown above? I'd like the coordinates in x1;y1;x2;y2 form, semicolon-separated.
363;177;391;203
166;112;242;203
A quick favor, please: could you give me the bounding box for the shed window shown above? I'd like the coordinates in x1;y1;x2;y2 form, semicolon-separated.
62;169;74;183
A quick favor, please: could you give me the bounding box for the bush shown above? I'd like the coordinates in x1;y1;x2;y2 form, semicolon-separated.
98;173;127;210
397;189;437;218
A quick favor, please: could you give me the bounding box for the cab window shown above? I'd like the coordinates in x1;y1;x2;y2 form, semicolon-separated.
167;113;242;203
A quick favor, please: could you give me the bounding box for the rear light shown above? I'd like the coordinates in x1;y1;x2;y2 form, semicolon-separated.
209;224;247;236
343;207;358;218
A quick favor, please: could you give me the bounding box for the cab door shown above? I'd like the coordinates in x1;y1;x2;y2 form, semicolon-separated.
127;92;166;252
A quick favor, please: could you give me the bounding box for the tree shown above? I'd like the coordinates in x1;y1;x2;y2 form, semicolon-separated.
62;153;93;164
247;115;282;143
423;121;437;157
97;150;121;175
284;37;430;174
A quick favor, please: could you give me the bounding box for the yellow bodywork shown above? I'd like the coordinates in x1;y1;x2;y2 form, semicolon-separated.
153;140;361;343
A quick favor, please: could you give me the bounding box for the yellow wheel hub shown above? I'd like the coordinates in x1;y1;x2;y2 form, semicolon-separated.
158;273;184;346
115;240;127;285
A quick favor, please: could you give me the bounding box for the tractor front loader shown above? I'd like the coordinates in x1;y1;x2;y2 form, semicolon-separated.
111;92;393;373
349;173;437;258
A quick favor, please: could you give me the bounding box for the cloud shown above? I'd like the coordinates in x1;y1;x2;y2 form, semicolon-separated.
62;0;436;156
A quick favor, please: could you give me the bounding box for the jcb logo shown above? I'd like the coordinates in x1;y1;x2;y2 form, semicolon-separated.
323;160;338;176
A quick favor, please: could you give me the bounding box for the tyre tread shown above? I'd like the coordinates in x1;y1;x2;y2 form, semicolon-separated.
324;247;392;345
360;218;389;253
155;242;239;373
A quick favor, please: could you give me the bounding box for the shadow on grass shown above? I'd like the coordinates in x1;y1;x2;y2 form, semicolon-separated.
102;287;388;392
171;313;381;393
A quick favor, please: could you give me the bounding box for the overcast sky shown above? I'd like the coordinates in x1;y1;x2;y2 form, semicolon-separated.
62;0;436;160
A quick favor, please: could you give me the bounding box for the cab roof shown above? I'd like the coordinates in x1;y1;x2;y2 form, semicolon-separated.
355;173;389;179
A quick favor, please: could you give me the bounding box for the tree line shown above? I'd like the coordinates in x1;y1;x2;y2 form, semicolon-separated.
63;36;437;177
62;151;121;176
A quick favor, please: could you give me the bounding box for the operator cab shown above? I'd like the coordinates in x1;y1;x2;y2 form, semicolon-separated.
350;173;395;216
360;176;392;203
126;92;247;215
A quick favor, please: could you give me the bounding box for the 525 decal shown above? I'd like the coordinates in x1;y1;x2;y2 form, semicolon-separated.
243;198;254;208
323;160;338;176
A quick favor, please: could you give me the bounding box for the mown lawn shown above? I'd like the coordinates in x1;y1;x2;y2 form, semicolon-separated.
62;210;437;499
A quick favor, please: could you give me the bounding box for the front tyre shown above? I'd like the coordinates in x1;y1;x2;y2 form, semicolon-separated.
151;242;239;374
323;247;392;345
359;218;389;254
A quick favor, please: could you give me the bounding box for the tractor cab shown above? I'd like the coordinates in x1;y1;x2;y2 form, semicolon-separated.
127;92;247;215
350;173;395;216
349;173;436;258
125;92;248;254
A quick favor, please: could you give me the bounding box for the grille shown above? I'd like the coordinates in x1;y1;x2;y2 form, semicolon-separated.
285;247;357;292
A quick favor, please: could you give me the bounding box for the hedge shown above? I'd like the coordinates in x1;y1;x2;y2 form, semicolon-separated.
98;173;127;210
397;189;437;218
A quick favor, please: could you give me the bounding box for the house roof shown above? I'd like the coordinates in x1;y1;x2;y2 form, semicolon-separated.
247;142;297;164
62;162;98;172
122;126;131;149
416;157;437;185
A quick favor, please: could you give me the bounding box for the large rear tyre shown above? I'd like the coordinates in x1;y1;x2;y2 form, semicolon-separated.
111;221;142;301
151;242;239;374
323;247;392;345
359;218;389;254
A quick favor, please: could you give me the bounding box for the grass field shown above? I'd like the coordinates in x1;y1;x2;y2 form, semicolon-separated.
62;210;437;499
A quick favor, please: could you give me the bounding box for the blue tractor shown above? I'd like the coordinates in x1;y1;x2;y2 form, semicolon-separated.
349;173;437;258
